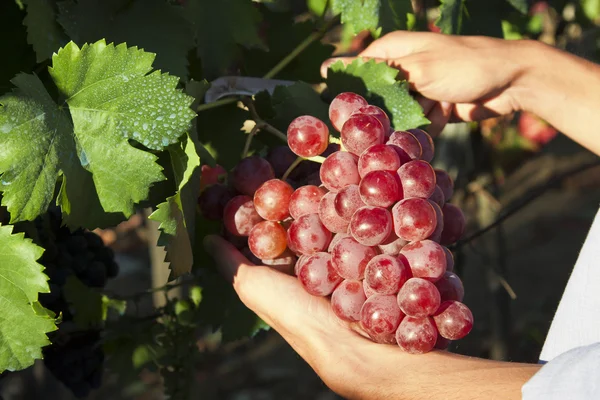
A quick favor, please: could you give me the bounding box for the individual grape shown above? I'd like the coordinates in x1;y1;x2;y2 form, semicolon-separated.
397;277;441;317
360;294;404;344
400;240;446;281
85;261;108;288
349;206;393;247
223;195;264;236
407;128;435;162
428;185;445;207
387;130;423;160
248;221;287;260
435;272;465;302
334;185;365;221
359;170;401;208
427;200;444;243
295;255;310;276
320;151;360;192
443;247;454;272
329;92;368;132
363;280;378;298
231;156;275;196
440;203;466;245
297;252;342;296
378;234;408;256
289;185;326;219
357;144;402;177
392;198;437;242
241;246;262;264
222;228;249;250
353;105;391;135
341;114;386;156
395;316;438;354
434;169;454;201
200;164;227;191
287;115;330;157
397;160;436;199
319;192;350;233
434;336;452;350
262;249;297;275
432;301;474;340
253;179;294;221
328;232;350;252
198;184;234;220
331;280;367;322
287;213;332;255
331;236;378;280
364;254;411;295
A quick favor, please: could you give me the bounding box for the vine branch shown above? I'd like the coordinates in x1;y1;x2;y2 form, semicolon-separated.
241;97;287;142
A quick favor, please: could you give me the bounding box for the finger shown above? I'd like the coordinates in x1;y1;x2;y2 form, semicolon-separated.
425;101;453;137
416;94;437;116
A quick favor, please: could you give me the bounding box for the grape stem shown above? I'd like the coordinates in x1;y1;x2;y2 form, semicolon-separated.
196;97;238;113
242;124;260;158
281;155;325;181
242;97;287;142
328;137;342;145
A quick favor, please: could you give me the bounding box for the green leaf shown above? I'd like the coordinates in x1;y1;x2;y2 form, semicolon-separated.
23;0;68;62
148;133;201;278
331;0;412;37
326;59;428;130
307;0;328;16
242;8;335;83
58;0;194;79
435;0;466;34
50;40;196;217
63;275;103;328
380;0;415;33
0;224;57;372
582;0;600;21
506;0;528;14
185;0;266;79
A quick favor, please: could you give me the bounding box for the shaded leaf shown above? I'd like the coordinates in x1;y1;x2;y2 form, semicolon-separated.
63;275;103;328
435;0;466;34
23;0;68;62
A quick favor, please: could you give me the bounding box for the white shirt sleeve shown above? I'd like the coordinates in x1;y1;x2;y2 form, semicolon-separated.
522;206;600;399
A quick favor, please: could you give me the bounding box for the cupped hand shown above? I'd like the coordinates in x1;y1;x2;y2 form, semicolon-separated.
322;31;532;136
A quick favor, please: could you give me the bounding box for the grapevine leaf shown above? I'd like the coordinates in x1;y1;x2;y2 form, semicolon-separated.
243;8;335;83
582;0;600;21
506;0;528;14
0;224;57;372
63;275;103;328
435;0;466;34
331;0;411;37
23;0;68;62
186;79;217;168
308;0;329;16
380;0;415;33
185;0;266;79
326;59;429;130
58;0;194;79
148;133;201;278
49;40;196;217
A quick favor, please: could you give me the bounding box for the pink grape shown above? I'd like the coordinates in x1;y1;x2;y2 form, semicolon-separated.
434;169;454;200
433;301;474;340
223;195;264;236
397;277;441;317
378;234;408;256
407;128;435;162
397;160;436;199
231;156;275;196
443;247;454;272
353;105;391;135
331;236;378;280
200;164;227;191
434;336;452;350
365;254;411;295
295;255;310;276
360;294;404;344
320;151;360;192
297;252;342;296
441;203;466;245
395;316;438;354
359;170;401;207
387;130;423;160
392;198;437;242
435;272;465;302
349;206;393;246
341;114;386;156
262;249;297;275
319;192;350;233
427;200;444;243
387;144;412;165
400;240;446;281
329;92;368;132
254;179;294;221
287;213;332;255
328;232;350;252
248;221;287;260
334;185;365;221
358;144;402;177
289;185;326;219
331;280;367;322
429;185;445;207
363;280;378;298
287;115;330;157
198;183;234;220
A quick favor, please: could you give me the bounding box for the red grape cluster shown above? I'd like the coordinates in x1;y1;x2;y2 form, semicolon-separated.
199;92;472;354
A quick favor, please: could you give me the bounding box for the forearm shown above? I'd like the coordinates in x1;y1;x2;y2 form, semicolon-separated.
512;40;600;155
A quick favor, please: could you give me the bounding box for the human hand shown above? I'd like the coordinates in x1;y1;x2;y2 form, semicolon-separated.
321;31;534;136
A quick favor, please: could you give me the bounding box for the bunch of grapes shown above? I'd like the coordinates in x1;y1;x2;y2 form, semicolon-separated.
199;92;472;354
33;208;119;397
